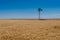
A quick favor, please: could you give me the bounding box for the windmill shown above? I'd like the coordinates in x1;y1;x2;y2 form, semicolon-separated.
38;8;43;20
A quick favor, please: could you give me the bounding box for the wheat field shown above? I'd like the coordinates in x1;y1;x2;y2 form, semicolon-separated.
0;19;60;40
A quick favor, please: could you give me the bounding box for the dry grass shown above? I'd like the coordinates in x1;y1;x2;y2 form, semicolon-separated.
0;20;60;40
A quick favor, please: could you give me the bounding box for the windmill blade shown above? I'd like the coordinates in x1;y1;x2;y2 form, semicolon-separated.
38;8;43;12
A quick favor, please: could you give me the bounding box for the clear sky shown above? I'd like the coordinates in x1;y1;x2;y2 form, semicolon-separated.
0;0;60;19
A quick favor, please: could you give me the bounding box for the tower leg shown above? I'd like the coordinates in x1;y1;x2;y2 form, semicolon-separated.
39;12;40;20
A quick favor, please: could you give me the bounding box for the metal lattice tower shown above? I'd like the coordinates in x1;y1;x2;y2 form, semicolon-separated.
38;8;43;20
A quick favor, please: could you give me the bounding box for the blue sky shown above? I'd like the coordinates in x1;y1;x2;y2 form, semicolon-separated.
0;0;60;19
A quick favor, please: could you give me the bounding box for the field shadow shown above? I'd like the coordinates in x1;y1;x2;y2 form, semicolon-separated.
54;26;60;29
